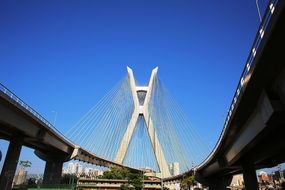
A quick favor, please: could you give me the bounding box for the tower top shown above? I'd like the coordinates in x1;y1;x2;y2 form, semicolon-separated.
126;66;158;75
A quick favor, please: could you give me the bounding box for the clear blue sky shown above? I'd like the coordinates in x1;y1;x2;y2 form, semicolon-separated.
0;0;269;174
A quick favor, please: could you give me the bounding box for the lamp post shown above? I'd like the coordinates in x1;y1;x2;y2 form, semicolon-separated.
142;170;144;190
52;111;57;126
256;0;262;22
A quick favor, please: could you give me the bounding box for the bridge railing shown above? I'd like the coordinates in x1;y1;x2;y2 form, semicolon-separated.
0;82;74;146
224;0;278;126
198;0;279;168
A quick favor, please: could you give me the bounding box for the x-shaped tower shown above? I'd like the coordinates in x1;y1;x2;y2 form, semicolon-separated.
115;67;171;178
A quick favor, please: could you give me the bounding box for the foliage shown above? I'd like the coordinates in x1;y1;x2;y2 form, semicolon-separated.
127;172;143;190
99;167;130;179
143;175;149;180
61;173;78;184
19;160;32;170
181;174;195;190
120;183;132;190
100;167;145;190
163;186;170;190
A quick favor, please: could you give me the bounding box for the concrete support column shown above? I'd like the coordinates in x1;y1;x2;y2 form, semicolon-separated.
195;171;232;190
242;164;259;190
207;176;232;190
43;160;63;184
35;150;69;185
0;138;23;190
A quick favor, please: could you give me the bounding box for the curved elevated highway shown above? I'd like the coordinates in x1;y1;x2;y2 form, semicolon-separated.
0;84;140;190
1;1;285;190
163;1;285;189
194;0;285;189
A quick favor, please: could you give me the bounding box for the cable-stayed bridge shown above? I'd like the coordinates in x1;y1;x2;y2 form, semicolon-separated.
0;65;208;188
65;66;208;178
0;0;285;190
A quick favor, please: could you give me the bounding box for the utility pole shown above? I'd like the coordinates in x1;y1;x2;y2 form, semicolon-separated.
278;164;284;181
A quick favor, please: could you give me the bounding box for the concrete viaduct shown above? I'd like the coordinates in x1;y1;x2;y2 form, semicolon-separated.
0;0;285;190
0;84;139;189
195;0;285;189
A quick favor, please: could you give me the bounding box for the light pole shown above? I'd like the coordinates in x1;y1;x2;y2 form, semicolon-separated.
256;0;262;22
278;164;284;181
52;111;57;126
142;170;144;190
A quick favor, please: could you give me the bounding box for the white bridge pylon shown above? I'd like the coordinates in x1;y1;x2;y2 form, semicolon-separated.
114;67;171;178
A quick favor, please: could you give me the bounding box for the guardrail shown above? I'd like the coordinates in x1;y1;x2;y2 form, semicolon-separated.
0;82;74;146
198;0;279;168
224;0;277;127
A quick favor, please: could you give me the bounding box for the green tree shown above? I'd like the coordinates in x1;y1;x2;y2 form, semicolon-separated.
100;167;129;179
120;183;132;190
19;160;32;170
61;173;78;184
100;167;144;190
127;172;143;190
163;187;170;190
181;175;195;190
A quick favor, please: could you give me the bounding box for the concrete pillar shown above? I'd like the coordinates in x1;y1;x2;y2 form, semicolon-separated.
43;160;64;184
242;164;259;190
0;138;23;190
35;150;69;185
205;175;232;190
195;171;232;190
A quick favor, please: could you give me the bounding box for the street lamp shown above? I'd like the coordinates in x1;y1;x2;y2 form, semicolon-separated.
278;164;284;181
52;110;57;126
142;169;144;190
256;0;262;22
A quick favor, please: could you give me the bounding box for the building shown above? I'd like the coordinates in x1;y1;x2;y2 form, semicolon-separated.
230;174;244;187
67;162;77;174
258;171;270;183
77;178;162;190
63;162;104;178
169;162;180;176
14;169;27;185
